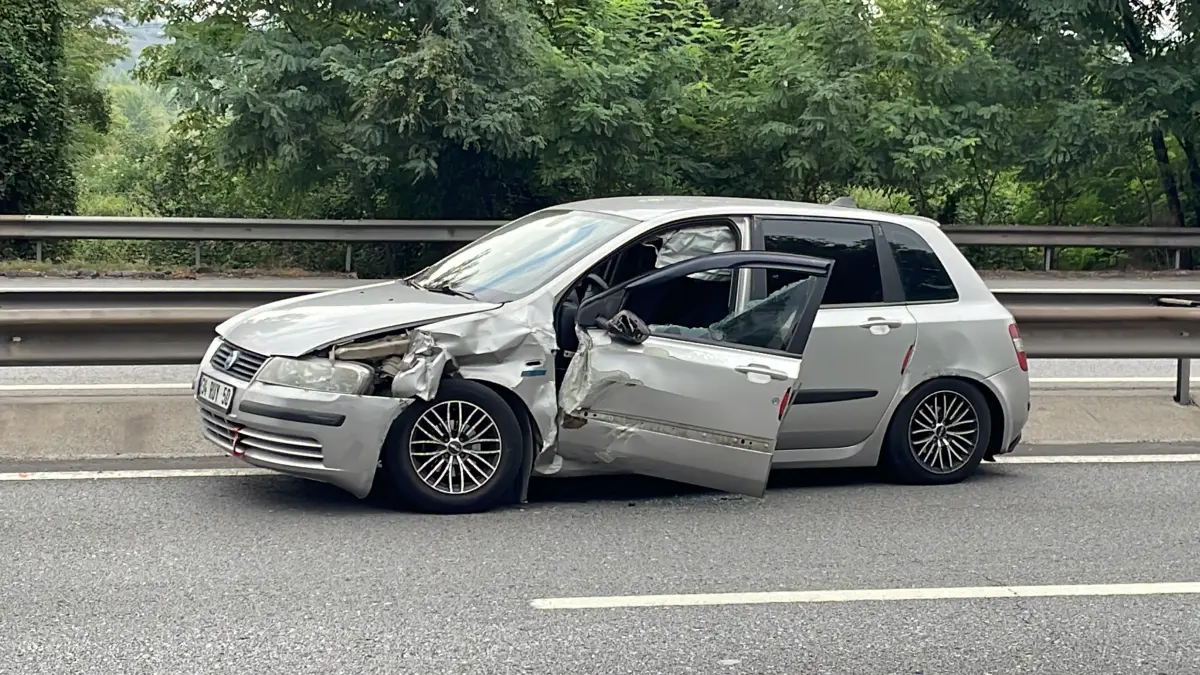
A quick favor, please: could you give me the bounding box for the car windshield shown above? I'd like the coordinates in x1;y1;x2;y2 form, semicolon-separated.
407;209;639;302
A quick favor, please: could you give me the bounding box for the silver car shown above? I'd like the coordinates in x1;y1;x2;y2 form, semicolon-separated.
193;196;1031;513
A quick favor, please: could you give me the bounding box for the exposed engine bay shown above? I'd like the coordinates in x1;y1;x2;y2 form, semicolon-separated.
328;330;454;401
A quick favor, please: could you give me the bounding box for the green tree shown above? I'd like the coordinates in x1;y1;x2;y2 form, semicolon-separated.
534;0;732;198
76;75;176;216
137;0;550;220
0;0;76;216
942;0;1197;231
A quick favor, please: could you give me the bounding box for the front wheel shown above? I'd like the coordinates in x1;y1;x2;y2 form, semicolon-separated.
378;378;524;514
880;378;992;485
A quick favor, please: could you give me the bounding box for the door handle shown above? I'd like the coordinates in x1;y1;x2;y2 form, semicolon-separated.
735;364;790;380
860;317;902;330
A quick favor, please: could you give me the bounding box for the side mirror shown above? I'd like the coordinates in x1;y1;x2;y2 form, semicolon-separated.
596;309;650;345
577;289;626;329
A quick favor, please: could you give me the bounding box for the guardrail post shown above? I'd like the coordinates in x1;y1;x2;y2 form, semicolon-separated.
1042;247;1053;271
194;241;201;267
35;240;43;263
1176;358;1192;405
344;243;353;273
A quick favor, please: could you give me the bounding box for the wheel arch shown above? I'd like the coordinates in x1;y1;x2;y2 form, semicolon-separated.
891;374;1005;457
467;378;540;502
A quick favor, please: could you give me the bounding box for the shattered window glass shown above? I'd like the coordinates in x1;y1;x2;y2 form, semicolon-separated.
650;269;822;353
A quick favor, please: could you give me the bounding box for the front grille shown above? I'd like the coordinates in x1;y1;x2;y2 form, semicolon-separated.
199;408;324;464
210;340;269;381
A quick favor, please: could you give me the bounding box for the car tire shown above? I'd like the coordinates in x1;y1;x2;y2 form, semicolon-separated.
378;378;525;514
880;378;992;485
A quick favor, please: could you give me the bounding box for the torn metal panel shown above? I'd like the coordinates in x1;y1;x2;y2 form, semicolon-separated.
555;327;786;498
417;294;561;472
556;327;652;466
386;330;450;401
558;328;639;417
332;334;411;361
654;225;736;281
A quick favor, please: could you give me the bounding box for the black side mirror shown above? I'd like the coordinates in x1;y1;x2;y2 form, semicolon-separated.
577;289;626;329
596;309;650;345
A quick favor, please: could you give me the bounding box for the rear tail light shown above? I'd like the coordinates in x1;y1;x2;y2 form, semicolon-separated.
1008;323;1028;371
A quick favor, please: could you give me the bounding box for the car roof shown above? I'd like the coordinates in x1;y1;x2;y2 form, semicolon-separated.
556;195;942;234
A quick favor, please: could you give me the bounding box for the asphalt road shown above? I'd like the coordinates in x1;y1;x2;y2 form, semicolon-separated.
2;454;1199;674
2;273;1199;387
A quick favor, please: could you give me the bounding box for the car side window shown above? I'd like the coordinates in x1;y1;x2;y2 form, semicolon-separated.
556;220;742;356
760;218;883;306
881;224;958;302
626;266;825;353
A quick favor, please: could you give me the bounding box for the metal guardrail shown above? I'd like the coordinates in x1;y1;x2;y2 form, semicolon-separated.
0;215;503;269
4;215;1200;271
943;225;1200;270
0;215;502;241
0;286;1197;404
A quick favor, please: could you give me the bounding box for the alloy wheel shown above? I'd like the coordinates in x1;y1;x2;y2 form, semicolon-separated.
408;400;503;495
907;390;979;474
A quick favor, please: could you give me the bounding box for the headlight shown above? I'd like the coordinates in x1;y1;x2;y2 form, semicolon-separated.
256;357;374;395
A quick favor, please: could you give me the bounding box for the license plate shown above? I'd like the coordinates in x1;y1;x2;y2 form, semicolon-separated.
197;374;236;412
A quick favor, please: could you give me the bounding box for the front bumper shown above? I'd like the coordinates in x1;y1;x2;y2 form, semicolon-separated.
194;362;411;498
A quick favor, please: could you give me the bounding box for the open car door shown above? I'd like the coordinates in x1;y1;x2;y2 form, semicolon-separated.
560;251;833;498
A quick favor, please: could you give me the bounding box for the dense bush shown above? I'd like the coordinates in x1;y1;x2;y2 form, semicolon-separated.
6;0;1200;274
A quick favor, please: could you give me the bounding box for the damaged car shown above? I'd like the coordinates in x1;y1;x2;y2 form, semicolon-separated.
193;196;1030;514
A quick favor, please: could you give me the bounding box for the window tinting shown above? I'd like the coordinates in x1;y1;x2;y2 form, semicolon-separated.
883;225;958;302
761;219;883;305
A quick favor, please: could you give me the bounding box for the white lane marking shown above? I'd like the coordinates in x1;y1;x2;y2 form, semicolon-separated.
996;454;1200;464
990;287;1200;293
1;453;1198;483
0;383;194;392
1030;377;1186;384
530;582;1200;610
0;468;273;481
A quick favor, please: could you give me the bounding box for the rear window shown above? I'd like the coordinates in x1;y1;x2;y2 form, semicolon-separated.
882;224;958;302
761;218;884;306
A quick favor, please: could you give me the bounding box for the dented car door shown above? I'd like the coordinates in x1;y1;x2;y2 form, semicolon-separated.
558;251;833;497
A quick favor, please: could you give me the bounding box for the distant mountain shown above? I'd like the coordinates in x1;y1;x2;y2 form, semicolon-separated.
110;20;171;74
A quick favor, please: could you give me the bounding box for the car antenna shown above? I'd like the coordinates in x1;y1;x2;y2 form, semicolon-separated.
828;196;856;208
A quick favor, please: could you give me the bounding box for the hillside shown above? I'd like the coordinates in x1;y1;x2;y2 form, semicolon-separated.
110;20;169;73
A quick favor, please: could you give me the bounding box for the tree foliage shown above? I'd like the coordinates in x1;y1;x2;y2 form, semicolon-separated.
9;0;1200;272
1;0;76;215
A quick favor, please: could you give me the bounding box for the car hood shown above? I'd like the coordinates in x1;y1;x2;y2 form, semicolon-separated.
216;280;501;357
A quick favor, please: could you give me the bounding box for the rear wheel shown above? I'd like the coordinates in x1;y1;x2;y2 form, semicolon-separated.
881;378;992;485
378;378;524;514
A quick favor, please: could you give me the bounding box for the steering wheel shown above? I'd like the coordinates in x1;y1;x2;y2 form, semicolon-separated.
583;273;609;293
557;273;611;352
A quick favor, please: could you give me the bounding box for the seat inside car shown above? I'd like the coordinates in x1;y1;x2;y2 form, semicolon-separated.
553;222;737;380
